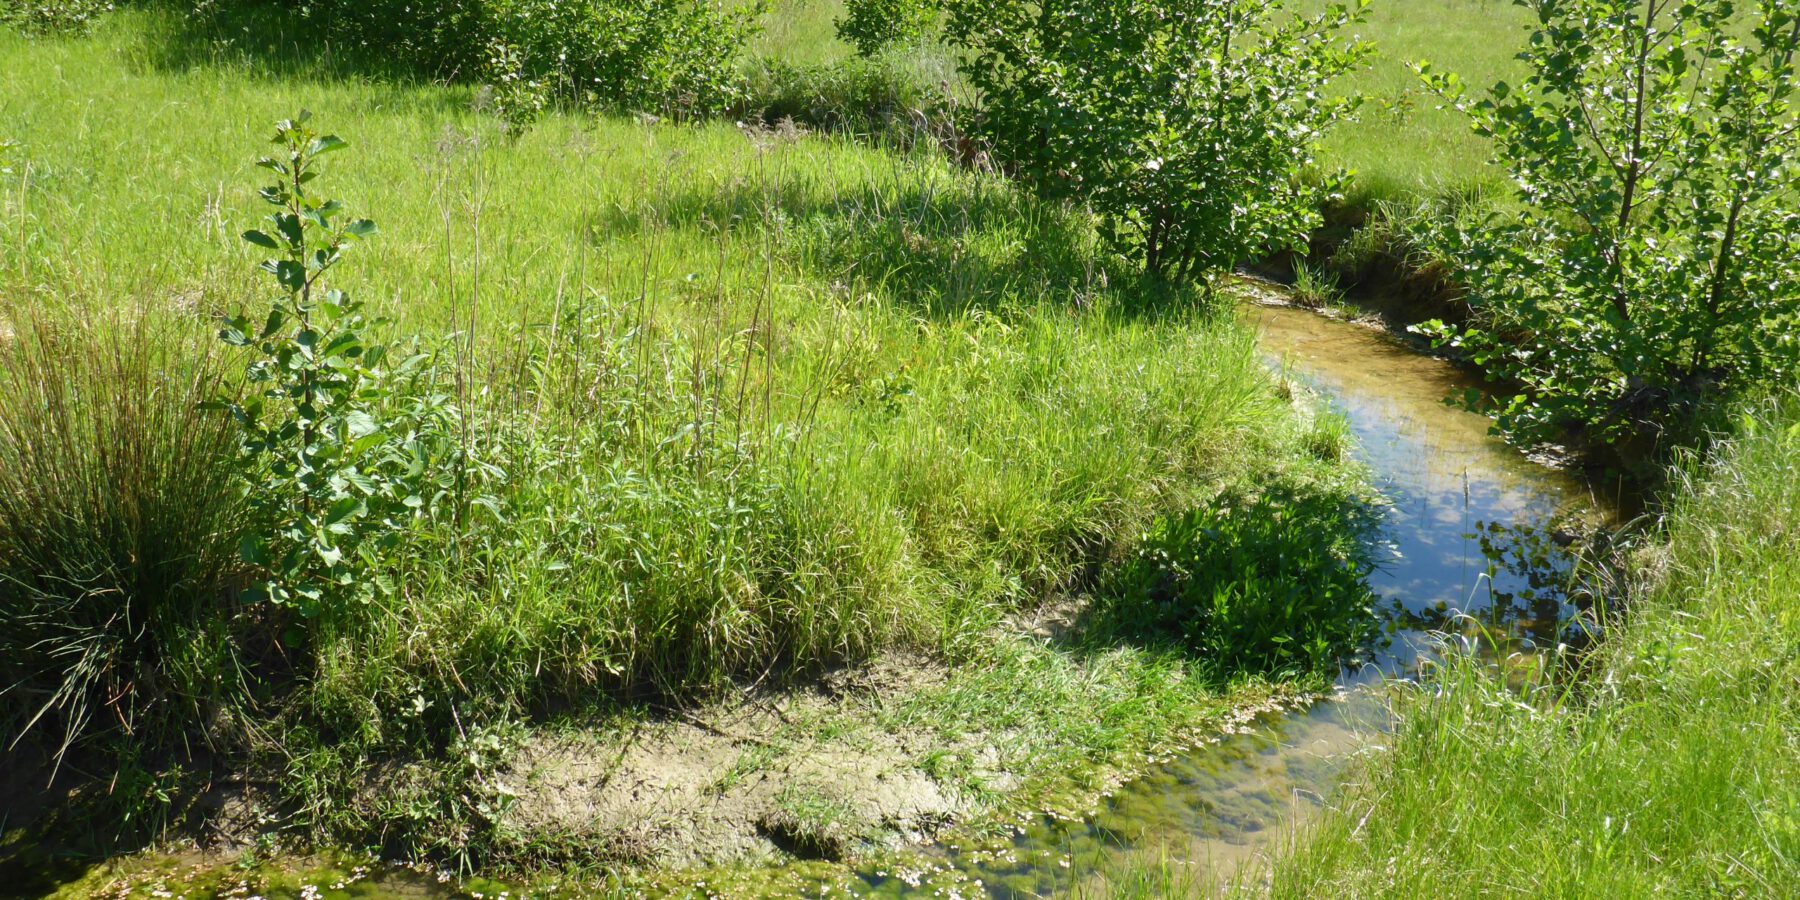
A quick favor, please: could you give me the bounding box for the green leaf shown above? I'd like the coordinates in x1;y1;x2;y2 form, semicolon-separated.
242;230;280;249
310;134;348;156
325;495;366;527
275;213;304;248
275;259;307;291
259;308;287;340
239;534;270;567
345;410;379;439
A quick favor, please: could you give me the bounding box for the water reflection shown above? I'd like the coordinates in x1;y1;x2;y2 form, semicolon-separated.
1252;304;1612;669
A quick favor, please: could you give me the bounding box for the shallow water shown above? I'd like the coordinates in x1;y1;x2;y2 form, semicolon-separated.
1253;304;1614;667
24;303;1613;899
835;302;1617;897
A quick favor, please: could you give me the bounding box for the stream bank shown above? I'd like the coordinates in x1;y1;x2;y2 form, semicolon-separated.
15;293;1621;899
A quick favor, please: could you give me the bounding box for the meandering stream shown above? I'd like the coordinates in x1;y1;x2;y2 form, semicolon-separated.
841;301;1617;897
25;302;1616;899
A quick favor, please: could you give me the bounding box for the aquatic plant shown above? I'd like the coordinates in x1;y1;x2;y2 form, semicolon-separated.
1098;484;1379;675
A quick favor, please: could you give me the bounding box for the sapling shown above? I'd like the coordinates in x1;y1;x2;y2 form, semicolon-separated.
1417;0;1800;452
214;112;447;624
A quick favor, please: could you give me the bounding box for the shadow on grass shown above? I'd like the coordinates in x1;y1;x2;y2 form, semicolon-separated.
589;173;1221;320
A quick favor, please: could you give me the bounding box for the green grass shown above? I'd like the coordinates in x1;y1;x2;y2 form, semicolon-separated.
1263;396;1800;896
756;0;853;66
0;0;1627;886
0;6;1370;863
0;314;245;767
1320;0;1533;201
749;0;1535;201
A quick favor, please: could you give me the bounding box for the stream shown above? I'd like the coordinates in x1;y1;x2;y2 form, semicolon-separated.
21;302;1616;899
840;301;1617;897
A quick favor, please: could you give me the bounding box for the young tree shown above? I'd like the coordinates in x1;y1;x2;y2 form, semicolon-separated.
216;113;451;623
1418;0;1800;451
838;0;941;57
945;0;1372;287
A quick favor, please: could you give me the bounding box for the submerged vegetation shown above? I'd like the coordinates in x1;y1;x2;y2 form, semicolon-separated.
2;0;1799;896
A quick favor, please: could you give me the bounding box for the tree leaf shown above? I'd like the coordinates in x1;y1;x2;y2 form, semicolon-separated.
242;230;280;249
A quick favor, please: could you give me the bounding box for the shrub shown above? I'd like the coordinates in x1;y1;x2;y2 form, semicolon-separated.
744;55;943;135
293;0;764;118
837;0;939;57
944;0;1372;285
1416;0;1800;452
0;315;246;759
1098;485;1377;674
0;0;114;36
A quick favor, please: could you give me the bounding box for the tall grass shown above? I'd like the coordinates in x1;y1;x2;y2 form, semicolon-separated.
0;9;1363;851
0;313;246;761
1268;394;1800;896
0;4;1407;869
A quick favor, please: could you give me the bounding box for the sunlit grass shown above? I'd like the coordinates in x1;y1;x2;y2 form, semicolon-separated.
0;8;1370;858
1265;395;1800;896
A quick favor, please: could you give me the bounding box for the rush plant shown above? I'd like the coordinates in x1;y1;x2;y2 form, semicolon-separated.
1417;0;1800;452
945;0;1373;286
215;112;447;625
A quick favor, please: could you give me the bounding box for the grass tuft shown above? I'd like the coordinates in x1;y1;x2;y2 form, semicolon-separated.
0;312;246;763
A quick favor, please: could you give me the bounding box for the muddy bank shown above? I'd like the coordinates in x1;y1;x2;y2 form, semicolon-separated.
502;654;969;866
11;619;1307;898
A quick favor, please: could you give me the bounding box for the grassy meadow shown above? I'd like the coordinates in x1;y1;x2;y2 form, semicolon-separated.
7;0;1797;897
0;3;1370;877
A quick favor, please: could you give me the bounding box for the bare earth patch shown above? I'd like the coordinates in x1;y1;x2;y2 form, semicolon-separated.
505;652;975;866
